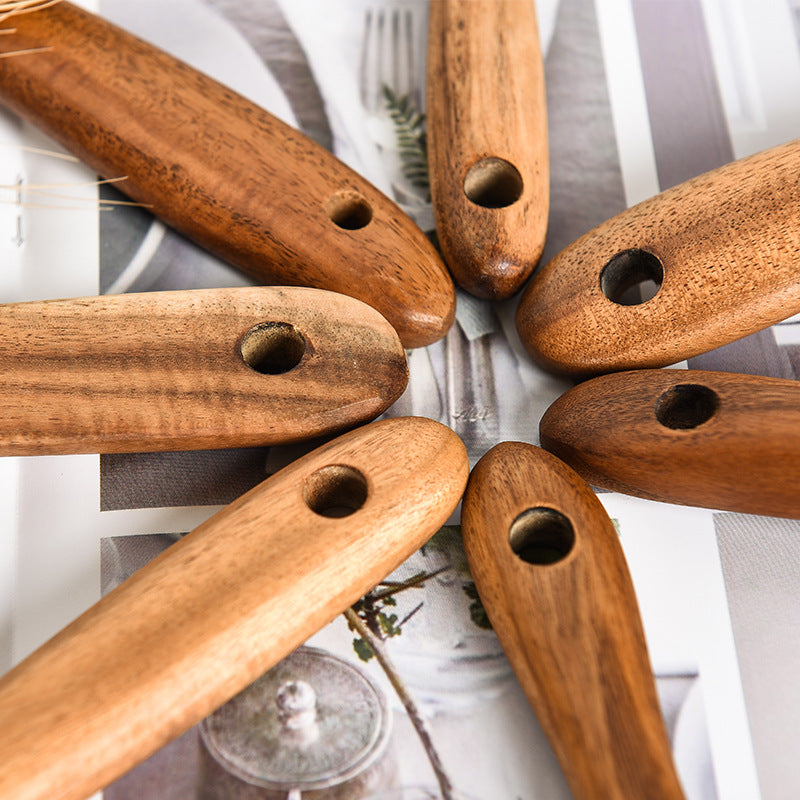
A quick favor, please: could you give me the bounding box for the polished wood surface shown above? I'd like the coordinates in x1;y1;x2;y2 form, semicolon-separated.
541;368;800;517
0;417;469;800
462;442;685;800
427;0;548;299
0;287;408;455
0;1;455;348
516;139;800;376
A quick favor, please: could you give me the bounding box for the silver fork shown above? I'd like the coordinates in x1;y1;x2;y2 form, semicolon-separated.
359;3;425;117
358;3;430;212
359;4;443;423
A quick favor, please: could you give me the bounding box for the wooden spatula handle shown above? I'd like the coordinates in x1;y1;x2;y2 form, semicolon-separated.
516;139;800;375
462;442;685;800
541;368;800;517
0;416;469;800
0;287;408;455
0;1;454;348
427;0;548;299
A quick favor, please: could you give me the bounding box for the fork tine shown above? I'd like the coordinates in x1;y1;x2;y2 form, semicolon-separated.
390;8;401;94
377;8;391;101
359;8;374;110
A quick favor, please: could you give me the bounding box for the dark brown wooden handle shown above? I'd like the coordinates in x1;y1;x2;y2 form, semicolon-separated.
0;1;455;348
541;368;800;517
427;0;548;299
461;442;685;800
0;287;408;455
0;416;469;800
516;139;800;375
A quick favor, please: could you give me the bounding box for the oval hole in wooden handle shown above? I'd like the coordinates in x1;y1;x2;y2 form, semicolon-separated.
239;321;307;375
654;383;719;429
599;248;664;306
509;506;575;565
324;190;374;230
463;157;525;209
302;464;368;518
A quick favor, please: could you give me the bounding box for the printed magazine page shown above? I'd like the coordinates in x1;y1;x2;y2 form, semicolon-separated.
2;0;799;798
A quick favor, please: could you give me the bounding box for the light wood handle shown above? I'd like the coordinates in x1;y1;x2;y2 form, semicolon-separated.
0;1;455;348
541;368;800;517
461;442;685;800
0;287;408;455
427;0;548;300
516;139;800;375
0;416;469;800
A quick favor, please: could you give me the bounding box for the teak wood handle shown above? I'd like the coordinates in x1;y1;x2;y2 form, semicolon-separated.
0;287;408;455
427;0;548;300
516;139;800;376
540;368;800;517
461;442;686;800
0;416;469;800
0;1;454;348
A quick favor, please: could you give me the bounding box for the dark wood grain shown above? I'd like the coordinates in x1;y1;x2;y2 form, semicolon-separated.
0;287;408;455
541;368;800;517
516;139;800;375
427;0;548;299
0;416;469;800
462;442;685;800
0;1;455;348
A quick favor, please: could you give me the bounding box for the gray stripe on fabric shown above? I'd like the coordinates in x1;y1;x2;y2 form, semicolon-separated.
632;0;734;190
539;0;627;267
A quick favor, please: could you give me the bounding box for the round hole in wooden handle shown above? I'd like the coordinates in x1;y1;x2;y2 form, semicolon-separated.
302;464;368;518
509;506;575;565
463;157;524;209
239;321;306;375
599;248;664;306
654;383;719;430
324;190;374;230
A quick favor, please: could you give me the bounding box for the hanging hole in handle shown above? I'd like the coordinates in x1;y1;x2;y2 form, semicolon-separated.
654;383;718;429
600;248;663;305
509;507;574;565
240;322;306;375
325;190;373;229
463;157;524;208
303;465;368;518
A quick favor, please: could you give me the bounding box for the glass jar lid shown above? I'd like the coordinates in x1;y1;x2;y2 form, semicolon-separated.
199;645;391;791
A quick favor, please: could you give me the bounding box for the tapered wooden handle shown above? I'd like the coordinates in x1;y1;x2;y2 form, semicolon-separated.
427;0;548;299
0;287;408;455
0;416;469;800
516;139;800;375
462;442;685;800
541;368;800;517
0;1;454;348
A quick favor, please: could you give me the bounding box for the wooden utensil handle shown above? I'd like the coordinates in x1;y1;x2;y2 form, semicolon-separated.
0;287;408;455
0;1;454;348
0;416;469;800
517;139;800;375
427;0;548;299
462;442;685;800
541;368;800;517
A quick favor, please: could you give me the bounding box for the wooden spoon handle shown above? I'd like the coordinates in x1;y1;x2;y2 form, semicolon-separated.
0;287;408;455
0;1;454;348
516;139;800;376
541;368;800;517
462;442;685;800
427;0;548;299
0;416;469;800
